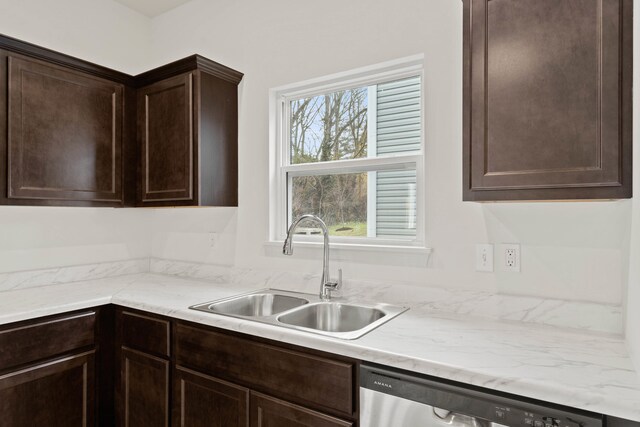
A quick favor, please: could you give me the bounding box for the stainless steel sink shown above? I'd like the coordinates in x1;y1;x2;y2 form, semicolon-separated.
278;302;405;339
278;303;383;332
191;292;308;317
191;289;408;340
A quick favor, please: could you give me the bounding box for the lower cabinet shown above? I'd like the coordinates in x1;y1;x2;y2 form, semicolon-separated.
1;307;358;426
171;366;354;427
0;307;356;427
173;320;357;426
174;322;356;419
117;309;171;427
0;310;99;427
173;366;249;427
114;309;357;426
250;392;354;427
120;347;170;427
0;351;95;426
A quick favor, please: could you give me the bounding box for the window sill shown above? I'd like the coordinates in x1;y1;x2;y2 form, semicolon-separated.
264;240;432;266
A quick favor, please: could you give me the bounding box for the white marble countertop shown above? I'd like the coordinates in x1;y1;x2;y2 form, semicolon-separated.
1;272;639;421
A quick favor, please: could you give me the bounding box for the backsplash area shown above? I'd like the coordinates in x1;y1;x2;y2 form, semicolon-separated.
0;259;149;292
149;257;625;335
0;257;623;335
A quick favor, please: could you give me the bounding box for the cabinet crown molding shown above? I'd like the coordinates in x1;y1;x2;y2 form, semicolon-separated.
0;33;244;88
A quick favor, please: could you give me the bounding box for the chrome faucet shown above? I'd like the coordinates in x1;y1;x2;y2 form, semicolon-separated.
283;214;341;301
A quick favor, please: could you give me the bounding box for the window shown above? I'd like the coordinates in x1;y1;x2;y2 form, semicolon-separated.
270;56;424;248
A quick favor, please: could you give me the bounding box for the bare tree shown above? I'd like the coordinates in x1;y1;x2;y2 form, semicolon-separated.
290;87;369;229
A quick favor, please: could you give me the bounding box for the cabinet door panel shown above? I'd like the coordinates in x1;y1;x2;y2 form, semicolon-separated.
121;348;169;427
138;72;194;204
121;311;170;357
250;392;352;427
7;54;123;204
463;0;632;200
173;366;249;427
0;351;95;427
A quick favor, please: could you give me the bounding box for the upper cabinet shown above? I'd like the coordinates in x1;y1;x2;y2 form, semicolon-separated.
0;39;135;207
136;57;242;207
0;35;242;208
7;56;124;205
463;0;633;201
138;73;194;205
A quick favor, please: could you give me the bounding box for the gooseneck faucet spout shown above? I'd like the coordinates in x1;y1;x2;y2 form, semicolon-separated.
283;214;341;301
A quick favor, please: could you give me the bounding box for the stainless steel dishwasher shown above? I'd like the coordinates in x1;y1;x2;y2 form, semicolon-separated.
360;364;603;427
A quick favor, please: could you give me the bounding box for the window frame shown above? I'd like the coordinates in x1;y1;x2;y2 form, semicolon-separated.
269;55;426;249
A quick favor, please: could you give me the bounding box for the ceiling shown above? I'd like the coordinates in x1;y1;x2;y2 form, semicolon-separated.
113;0;193;17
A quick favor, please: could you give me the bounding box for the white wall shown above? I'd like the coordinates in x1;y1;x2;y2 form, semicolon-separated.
0;207;150;272
0;0;151;74
625;5;640;371
0;0;152;273
146;0;632;305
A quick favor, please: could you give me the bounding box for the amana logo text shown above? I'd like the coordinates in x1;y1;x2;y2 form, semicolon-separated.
374;380;393;389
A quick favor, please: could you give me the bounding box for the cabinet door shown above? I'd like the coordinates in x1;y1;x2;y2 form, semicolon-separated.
0;351;95;427
463;0;632;201
173;366;249;427
6;54;124;205
138;72;194;205
120;347;169;427
250;392;353;427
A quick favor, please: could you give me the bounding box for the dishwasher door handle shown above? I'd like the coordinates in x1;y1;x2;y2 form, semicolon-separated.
433;407;492;427
361;387;493;427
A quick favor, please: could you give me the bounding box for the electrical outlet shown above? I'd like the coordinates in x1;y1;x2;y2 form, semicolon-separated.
501;243;520;272
475;244;494;272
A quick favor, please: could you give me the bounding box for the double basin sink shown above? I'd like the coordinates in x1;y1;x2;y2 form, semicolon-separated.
190;289;408;340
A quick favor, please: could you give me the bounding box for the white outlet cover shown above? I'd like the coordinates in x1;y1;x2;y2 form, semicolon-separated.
475;244;494;272
501;243;521;272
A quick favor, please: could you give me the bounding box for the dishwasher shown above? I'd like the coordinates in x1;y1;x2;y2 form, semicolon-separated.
360;364;603;427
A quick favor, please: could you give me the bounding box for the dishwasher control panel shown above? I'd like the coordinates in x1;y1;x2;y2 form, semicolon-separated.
492;406;583;427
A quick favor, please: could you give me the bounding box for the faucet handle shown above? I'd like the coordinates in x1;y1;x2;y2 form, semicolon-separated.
326;269;342;290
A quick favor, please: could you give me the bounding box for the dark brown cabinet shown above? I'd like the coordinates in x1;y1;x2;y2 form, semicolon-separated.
3;307;357;426
174;322;356;418
138;73;194;204
0;34;241;208
117;310;171;427
114;310;356;427
0;351;95;427
173;366;249;427
0;310;100;426
173;320;357;425
0;45;133;207
250;392;353;427
463;0;633;201
136;57;242;207
120;348;170;427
